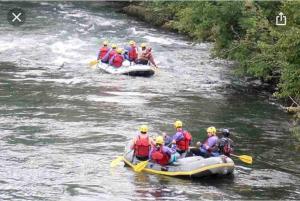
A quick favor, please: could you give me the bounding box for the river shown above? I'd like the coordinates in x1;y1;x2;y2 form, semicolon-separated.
0;2;299;200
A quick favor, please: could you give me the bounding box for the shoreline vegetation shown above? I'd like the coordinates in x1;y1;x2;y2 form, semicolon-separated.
120;1;300;123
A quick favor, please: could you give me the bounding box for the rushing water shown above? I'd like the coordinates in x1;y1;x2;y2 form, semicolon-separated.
0;2;299;200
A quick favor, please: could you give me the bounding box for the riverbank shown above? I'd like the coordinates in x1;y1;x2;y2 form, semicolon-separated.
121;2;300;121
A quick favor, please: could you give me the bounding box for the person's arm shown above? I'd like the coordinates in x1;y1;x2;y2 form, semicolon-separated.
162;132;172;146
163;146;176;156
148;54;157;67
130;137;137;150
149;137;155;146
109;55;115;65
149;146;155;160
172;132;184;142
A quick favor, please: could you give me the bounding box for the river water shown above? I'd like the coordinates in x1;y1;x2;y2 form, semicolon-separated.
0;2;299;200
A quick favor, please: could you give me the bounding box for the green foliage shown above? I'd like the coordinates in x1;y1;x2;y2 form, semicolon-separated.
141;1;300;101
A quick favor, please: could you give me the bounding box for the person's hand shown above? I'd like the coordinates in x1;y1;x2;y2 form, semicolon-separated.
196;141;201;147
172;139;176;144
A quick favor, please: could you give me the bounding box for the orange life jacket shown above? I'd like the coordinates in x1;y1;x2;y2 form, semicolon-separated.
128;46;138;60
151;147;170;166
108;49;116;60
111;54;124;68
134;136;150;157
176;130;192;151
99;47;109;59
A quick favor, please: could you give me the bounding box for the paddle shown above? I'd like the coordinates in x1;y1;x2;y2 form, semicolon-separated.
110;156;124;168
189;146;253;164
110;148;135;168
88;60;100;69
230;154;253;164
89;60;99;66
133;160;150;172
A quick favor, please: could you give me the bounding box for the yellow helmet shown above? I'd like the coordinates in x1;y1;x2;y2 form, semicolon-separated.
174;120;183;128
207;126;217;135
103;41;108;46
111;44;117;49
155;136;164;145
116;48;123;54
141;43;146;48
140;125;148;133
129;40;135;45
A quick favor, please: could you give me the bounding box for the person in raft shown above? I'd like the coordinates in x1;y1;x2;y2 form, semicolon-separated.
149;136;178;166
188;126;220;158
136;43;157;67
171;120;192;156
131;125;154;161
109;48;124;68
217;128;234;157
97;41;110;60
101;44;117;63
124;40;138;63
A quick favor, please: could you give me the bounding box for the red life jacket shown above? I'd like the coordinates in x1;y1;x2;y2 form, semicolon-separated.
111;54;124;68
176;130;192;151
129;46;138;60
134;136;150;157
108;49;116;60
99;47;109;59
151;147;170;166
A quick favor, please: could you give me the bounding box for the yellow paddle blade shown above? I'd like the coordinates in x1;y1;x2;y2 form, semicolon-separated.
133;161;149;172
239;155;253;164
110;156;124;168
89;60;99;66
232;154;253;164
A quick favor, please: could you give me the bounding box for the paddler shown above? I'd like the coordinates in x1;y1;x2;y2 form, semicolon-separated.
149;136;178;166
217;128;234;157
130;125;153;161
97;41;109;60
109;48;124;68
171;120;192;156
136;43;157;67
101;44;117;63
189;126;219;158
124;40;138;63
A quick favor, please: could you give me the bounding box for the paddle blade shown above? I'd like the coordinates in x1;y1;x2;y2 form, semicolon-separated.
133;161;148;172
110;156;124;168
89;60;99;66
238;155;253;164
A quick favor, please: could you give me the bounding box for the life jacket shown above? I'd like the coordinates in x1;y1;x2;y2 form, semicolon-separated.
128;46;138;60
134;136;150;157
111;54;124;68
151;146;170;166
108;49;116;60
176;130;192;151
101;48;115;63
218;137;233;156
99;47;109;59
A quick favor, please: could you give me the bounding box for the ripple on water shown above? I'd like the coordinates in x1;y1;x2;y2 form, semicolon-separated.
235;169;298;188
